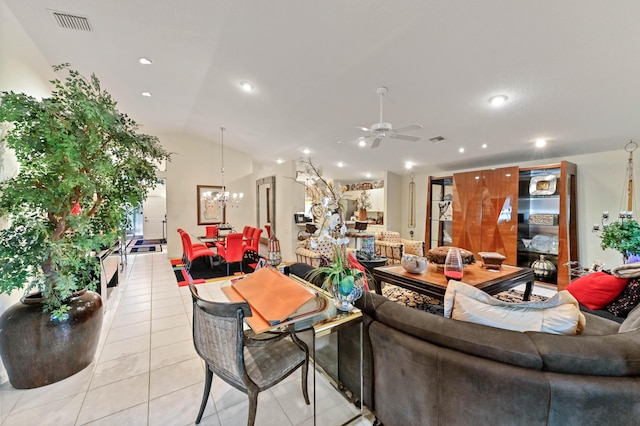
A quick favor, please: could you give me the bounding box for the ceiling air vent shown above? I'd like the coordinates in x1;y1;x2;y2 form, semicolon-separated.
429;136;446;143
50;11;92;31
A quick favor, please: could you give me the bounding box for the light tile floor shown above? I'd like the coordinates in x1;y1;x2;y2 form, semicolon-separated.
0;251;368;426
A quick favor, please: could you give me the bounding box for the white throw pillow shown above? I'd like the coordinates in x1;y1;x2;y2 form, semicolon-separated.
443;280;585;335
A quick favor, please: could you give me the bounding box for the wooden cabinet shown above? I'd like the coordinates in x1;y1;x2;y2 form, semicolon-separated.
427;161;577;289
517;161;577;290
452;166;520;265
426;176;453;249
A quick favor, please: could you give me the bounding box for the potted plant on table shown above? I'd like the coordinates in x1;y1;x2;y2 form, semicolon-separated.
599;218;640;263
0;64;170;388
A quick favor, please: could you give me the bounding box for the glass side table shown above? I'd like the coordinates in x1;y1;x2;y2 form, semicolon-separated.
201;273;364;426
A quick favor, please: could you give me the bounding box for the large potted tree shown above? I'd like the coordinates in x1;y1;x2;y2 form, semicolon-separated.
0;64;170;388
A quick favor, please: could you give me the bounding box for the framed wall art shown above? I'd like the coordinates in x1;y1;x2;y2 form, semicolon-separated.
197;185;226;225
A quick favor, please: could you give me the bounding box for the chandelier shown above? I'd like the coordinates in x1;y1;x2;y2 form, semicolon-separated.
214;127;243;208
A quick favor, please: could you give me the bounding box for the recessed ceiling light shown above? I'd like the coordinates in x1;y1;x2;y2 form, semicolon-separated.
139;57;153;65
358;139;367;147
535;139;547;147
141;92;152;97
276;159;285;164
489;95;508;107
405;162;413;170
365;173;372;178
458;147;465;153
240;81;254;92
482;143;488;149
337;140;342;144
303;148;311;154
337;162;345;168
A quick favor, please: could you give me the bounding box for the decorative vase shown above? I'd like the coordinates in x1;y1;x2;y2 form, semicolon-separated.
330;275;364;312
401;254;428;274
358;208;367;221
0;290;103;389
531;254;556;279
444;247;464;280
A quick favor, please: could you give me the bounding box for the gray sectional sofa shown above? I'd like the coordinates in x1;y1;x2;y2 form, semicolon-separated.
337;290;640;426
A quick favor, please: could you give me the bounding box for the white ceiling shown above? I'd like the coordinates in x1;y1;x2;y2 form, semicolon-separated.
4;0;640;179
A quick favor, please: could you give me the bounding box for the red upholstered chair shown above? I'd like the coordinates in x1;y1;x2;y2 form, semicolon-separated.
215;233;245;275
242;226;253;240
178;229;216;271
243;227;263;255
204;225;219;247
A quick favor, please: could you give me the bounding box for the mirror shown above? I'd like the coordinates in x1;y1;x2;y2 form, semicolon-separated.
256;176;275;243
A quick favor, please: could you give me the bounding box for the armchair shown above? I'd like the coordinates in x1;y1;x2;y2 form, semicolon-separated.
188;283;309;425
294;239;335;268
374;231;425;264
374;231;404;264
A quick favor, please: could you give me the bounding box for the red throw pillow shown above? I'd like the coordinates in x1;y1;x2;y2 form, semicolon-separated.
565;272;629;310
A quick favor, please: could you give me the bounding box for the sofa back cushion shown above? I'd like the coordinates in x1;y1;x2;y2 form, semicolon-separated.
444;280;586;335
619;303;640;333
374;293;543;370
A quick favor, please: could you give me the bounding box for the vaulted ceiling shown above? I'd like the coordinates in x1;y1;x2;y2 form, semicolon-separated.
4;0;640;179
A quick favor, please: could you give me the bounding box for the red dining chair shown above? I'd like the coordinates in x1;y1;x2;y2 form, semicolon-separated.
242;226;253;240
178;229;216;271
243;227;263;255
215;233;245;275
204;225;219;247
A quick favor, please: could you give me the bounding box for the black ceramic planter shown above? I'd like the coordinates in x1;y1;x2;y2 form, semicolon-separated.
0;290;103;389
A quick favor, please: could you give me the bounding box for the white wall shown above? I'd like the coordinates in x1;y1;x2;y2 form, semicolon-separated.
159;132;254;259
399;149;633;271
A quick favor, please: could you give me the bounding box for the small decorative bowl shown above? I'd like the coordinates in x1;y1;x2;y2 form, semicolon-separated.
478;251;506;270
401;255;428;274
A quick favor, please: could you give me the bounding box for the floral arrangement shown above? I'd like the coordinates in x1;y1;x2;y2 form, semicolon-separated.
297;159;365;310
355;190;372;211
298;158;349;249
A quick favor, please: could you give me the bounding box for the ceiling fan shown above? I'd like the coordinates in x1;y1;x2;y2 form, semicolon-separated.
357;86;423;149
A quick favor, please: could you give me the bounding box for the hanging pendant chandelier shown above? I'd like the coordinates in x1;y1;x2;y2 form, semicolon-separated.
214;127;243;209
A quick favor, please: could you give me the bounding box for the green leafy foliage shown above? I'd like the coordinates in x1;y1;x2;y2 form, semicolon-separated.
599;219;640;257
0;65;171;317
306;244;363;291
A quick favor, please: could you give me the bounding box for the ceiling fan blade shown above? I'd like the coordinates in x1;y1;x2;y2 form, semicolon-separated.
357;126;371;132
371;136;383;149
389;133;421;142
393;124;423;133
